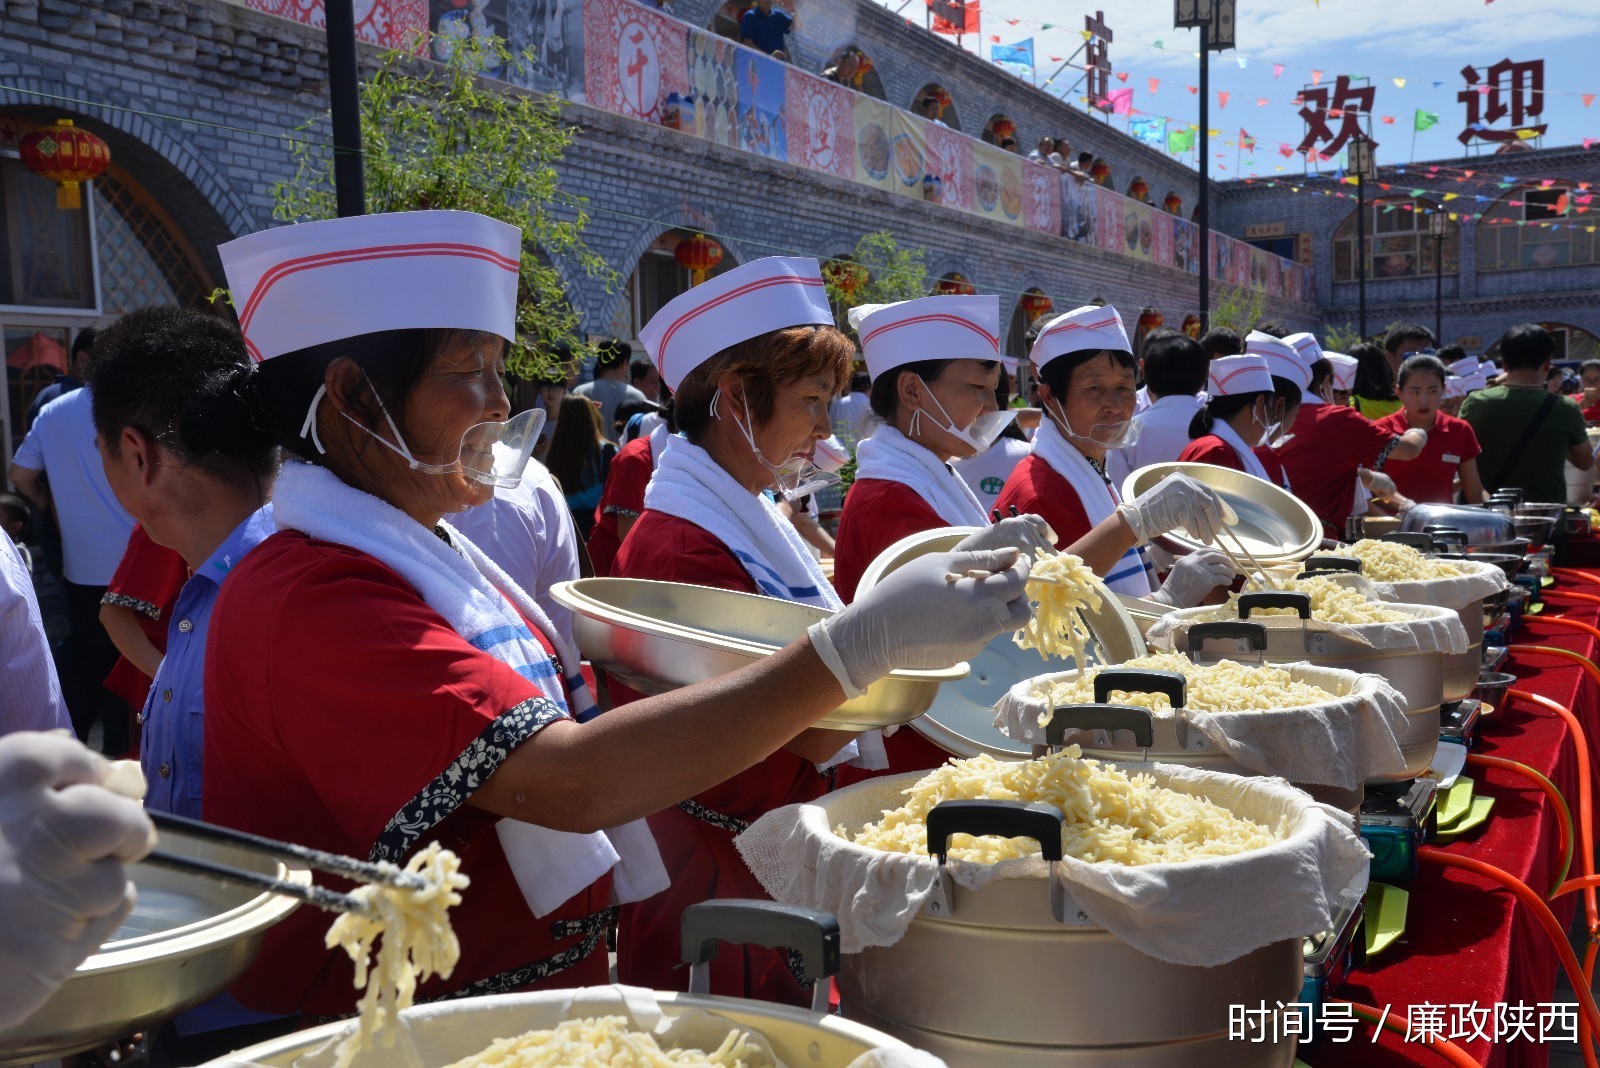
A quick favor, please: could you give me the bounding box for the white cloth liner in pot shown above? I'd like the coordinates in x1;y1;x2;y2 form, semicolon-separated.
1142;597;1470;658
1363;558;1509;611
212;986;943;1068
736;766;1370;969
992;661;1410;790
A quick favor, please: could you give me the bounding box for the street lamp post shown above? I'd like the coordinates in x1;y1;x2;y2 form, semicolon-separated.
325;0;366;218
1348;134;1376;339
1429;212;1447;343
1173;0;1236;334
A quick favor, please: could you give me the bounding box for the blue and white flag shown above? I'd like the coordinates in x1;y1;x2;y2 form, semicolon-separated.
991;37;1033;70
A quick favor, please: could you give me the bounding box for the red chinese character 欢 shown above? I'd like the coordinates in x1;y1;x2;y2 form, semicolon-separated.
1297;75;1375;157
1458;58;1547;145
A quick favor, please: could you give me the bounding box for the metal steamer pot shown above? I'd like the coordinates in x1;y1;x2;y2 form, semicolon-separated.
1038;669;1363;820
1160;592;1446;783
829;787;1302;1066
1401;503;1514;546
1305;554;1484;705
212;902;915;1066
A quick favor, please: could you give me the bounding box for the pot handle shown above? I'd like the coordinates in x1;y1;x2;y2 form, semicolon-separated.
1424;527;1469;547
1184;620;1268;667
1043;702;1156;756
681;900;841;1013
1301;554;1363;576
924;800;1071;925
1091;668;1187;708
1379;532;1436;553
1237;590;1312;619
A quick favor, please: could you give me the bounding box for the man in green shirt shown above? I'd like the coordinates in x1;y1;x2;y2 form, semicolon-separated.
1460;324;1594;503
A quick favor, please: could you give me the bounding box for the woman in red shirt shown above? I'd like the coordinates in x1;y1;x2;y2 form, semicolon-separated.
1376;354;1487;504
1178;354;1279;479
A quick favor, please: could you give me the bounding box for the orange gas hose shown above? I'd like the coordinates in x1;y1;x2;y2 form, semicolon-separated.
1534;614;1600;647
1419;849;1600;1063
1334;1000;1483;1067
1466;753;1572;894
1517;644;1600;691
1555;568;1600;586
1509;689;1597;924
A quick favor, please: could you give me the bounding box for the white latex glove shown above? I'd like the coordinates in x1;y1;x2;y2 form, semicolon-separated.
1361;468;1397;497
0;732;155;1030
809;549;1033;697
956;515;1057;558
1147;549;1236;608
1115;472;1232;546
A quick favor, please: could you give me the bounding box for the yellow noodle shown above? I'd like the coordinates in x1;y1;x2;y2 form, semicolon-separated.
1015;551;1102;666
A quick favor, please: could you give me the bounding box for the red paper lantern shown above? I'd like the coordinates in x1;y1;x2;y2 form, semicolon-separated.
934;87;953;110
674;234;723;284
1129;177;1149;202
1138;308;1165;331
1163;192;1183;214
855;52;874;76
823;258;867;298
19;119;109;210
992;117;1017;141
1020;292;1053;319
936;273;975;296
1181;313;1202;338
1089;159;1111;184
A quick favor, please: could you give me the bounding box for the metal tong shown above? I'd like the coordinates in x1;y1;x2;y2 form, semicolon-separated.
990;505;1073;586
143;810;430;916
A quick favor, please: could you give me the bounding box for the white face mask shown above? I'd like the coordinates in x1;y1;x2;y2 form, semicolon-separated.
914;386;1017;454
302;373;544;489
1045;398;1142;451
721;389;840;503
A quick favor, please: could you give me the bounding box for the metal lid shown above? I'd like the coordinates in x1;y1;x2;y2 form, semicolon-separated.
1122;461;1323;564
854;527;1146;759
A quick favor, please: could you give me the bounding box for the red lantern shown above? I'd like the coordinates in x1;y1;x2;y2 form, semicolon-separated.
934;87;953;110
1020;292;1053;320
936;273;975;296
823;259;867;298
674;234;723;284
1138;308;1165;331
19;119;110;210
1089;159;1111;185
1129;177;1149;202
1163;192;1183;214
1181;313;1202;339
855;52;874;76
992;117;1016;142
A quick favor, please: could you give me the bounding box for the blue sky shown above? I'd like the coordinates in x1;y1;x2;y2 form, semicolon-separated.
869;0;1598;179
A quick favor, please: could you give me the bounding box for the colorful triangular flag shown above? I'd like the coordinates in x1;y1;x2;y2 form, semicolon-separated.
1218;91;1230;108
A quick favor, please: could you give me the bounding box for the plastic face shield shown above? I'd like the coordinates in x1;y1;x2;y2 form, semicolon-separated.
335;382;546;489
1047;399;1143;450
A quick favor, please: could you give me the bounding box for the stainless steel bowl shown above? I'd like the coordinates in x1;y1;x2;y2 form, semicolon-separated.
855;527;1146;759
551;578;966;732
0;831;307;1065
1516;503;1565;520
1473;672;1516;708
1123;462;1323;564
1514;514;1558;545
208;988;914;1065
1402;504;1515;546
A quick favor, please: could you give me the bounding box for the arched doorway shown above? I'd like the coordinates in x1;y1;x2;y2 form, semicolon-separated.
932;271;975;296
615;229;738;344
912;84;960;131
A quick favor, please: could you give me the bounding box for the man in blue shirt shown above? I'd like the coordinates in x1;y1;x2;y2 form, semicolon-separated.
740;0;796;58
87;306;287;1060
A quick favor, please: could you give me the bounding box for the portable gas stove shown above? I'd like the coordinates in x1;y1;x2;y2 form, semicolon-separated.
1359;778;1439;884
1439;699;1483;749
1297;891;1367;1038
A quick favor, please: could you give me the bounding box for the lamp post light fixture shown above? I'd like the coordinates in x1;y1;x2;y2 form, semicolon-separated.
1172;0;1237;334
1428;211;1448;344
1347;134;1377;338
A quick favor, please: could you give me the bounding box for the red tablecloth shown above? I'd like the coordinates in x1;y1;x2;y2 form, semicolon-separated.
1566;531;1600;570
1305;592;1600;1067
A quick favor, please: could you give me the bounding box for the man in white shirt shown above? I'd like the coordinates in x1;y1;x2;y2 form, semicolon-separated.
0;536;68;736
1109;329;1209;486
828;369;873;453
452;456;583;654
8;387;135;752
572;338;649;439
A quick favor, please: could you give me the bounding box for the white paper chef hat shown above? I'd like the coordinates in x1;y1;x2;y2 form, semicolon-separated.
640;256;834;390
851;295;1001;379
1206;354;1274;397
1463;371;1488;392
1324;352;1359;392
1245;330;1309;390
1284;332;1326;367
219;210;522;364
1482;360;1501;376
1452;357;1482;377
1030;304;1131;371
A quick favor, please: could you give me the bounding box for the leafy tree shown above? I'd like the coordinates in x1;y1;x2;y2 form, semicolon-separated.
822;230;929;331
1208;284;1266;335
1323;322;1364;351
273;35;608;381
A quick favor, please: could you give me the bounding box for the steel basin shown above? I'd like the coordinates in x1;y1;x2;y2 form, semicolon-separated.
206;988;913;1065
0;832;307;1065
551;578;966;731
1122;462;1322;565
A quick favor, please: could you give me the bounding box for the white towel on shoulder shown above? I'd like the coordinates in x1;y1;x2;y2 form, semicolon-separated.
1210;418;1272;481
645;438;842;610
855;424;988;527
1030;420;1157;596
273;462;668;915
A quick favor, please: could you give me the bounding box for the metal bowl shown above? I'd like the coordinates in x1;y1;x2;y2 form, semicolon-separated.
1514;515;1558;545
1402;503;1515;546
0;830;308;1066
551;578;966;732
208;987;914;1066
1515;503;1565;521
1473;672;1516;708
1123;462;1323;564
855;527;1145;759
